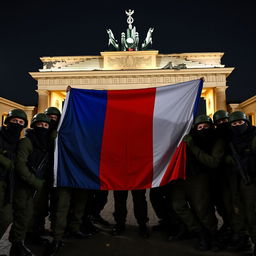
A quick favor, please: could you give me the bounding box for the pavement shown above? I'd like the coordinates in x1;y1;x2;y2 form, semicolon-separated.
0;190;249;256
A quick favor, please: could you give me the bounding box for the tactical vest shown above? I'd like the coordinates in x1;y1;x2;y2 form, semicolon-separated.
26;131;50;180
0;127;17;204
231;126;256;180
186;130;216;177
0;127;16;180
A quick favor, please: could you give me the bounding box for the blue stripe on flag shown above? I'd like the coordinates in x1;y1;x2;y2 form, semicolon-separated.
57;88;107;189
193;78;203;117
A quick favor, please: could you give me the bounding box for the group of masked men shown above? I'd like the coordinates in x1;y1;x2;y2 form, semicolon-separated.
0;107;256;256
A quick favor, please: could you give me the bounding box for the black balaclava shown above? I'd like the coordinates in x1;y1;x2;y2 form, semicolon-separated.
216;122;231;138
231;123;248;136
34;126;49;137
50;119;59;130
5;122;24;142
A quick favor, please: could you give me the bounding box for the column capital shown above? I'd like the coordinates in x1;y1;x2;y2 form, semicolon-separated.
215;86;228;91
37;89;49;96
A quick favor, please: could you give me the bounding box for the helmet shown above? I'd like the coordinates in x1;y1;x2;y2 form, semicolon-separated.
229;111;248;123
194;115;213;126
213;110;229;123
44;107;61;116
31;113;51;128
4;108;28;127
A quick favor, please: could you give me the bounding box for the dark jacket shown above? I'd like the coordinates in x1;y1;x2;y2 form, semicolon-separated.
0;127;16;179
226;126;256;183
15;129;51;190
0;126;19;203
184;129;225;177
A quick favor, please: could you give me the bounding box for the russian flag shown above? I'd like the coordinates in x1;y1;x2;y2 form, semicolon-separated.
54;79;203;190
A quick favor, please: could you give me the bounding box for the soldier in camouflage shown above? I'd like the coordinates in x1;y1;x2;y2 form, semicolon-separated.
9;113;51;256
170;115;225;251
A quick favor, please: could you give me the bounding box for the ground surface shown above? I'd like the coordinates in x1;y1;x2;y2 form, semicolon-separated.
0;191;247;256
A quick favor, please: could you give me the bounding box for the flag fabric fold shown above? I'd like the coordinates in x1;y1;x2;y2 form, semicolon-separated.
54;79;203;190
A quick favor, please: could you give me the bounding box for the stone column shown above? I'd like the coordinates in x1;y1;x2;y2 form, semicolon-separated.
37;90;49;113
214;87;227;111
24;106;36;126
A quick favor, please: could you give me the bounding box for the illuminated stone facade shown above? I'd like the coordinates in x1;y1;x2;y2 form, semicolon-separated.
1;51;255;126
0;97;35;127
228;96;256;125
30;51;234;118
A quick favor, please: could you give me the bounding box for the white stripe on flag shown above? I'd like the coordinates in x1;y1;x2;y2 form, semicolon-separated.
53;91;70;187
152;79;201;187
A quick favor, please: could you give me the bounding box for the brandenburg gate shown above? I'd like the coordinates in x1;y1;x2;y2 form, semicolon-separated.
29;10;234;117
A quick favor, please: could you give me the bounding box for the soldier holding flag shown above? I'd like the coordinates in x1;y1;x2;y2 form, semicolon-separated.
170;115;225;251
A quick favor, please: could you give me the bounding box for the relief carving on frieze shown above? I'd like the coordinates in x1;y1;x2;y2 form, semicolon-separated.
43;60;67;69
107;55;152;69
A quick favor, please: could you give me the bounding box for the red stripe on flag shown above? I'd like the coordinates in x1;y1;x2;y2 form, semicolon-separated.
99;89;156;190
159;141;187;186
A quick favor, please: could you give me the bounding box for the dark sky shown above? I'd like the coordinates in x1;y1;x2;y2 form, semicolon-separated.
0;0;255;106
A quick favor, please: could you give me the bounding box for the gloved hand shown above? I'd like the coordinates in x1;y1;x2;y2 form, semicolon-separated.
183;135;193;146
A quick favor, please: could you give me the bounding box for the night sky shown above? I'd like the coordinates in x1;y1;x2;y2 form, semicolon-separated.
0;1;255;106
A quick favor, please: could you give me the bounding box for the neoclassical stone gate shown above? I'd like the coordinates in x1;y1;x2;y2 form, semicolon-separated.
30;51;234;117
